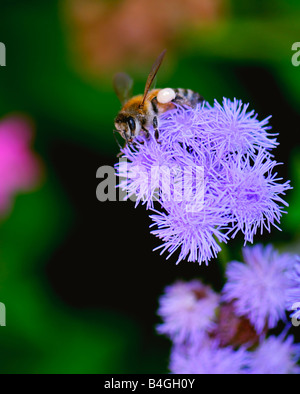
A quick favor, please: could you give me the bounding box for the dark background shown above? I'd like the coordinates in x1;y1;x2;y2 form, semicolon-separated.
0;0;299;373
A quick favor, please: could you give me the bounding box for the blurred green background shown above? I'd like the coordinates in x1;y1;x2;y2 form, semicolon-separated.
0;0;299;374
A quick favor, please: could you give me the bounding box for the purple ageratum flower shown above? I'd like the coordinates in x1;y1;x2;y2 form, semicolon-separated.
204;98;277;158
0;116;41;214
248;335;300;374
116;99;290;265
157;280;220;345
286;257;300;322
223;150;291;243
155;99;277;157
157;246;300;374
116;137;168;208
170;336;300;374
150;197;230;265
222;245;296;334
169;342;250;374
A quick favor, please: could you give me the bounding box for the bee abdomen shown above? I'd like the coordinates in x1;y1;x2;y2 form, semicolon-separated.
174;88;204;108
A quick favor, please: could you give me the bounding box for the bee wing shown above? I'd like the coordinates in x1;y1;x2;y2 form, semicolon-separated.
140;49;167;109
113;72;134;105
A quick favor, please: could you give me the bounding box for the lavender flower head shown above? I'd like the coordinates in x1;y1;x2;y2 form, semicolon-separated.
157;280;219;345
248;335;300;375
222;244;296;334
116;99;291;265
286;257;300;322
170;343;250;375
157;245;300;374
169;335;300;375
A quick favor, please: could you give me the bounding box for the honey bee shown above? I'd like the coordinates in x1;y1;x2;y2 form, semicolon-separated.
113;50;204;146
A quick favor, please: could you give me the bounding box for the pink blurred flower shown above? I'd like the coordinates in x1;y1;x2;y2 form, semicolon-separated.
0;115;41;214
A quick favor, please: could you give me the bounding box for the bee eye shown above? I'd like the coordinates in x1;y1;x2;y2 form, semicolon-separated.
127;117;136;132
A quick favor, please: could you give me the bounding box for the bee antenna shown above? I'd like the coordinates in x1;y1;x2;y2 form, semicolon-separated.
140;49;167;109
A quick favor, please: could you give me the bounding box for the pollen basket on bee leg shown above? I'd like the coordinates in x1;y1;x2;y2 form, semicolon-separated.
157;88;176;104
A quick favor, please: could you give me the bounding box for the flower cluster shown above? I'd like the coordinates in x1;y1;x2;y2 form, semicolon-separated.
157;245;300;374
116;99;291;265
0;115;41;215
286;257;300;323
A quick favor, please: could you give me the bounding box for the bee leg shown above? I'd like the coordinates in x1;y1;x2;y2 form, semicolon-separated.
142;127;150;140
151;96;159;114
153;116;160;142
117;141;127;158
123;132;134;145
151;97;161;142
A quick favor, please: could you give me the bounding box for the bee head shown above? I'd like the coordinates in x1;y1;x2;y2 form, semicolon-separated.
114;114;140;142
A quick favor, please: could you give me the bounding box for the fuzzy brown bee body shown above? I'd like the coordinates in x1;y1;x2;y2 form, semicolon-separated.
113;51;203;145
